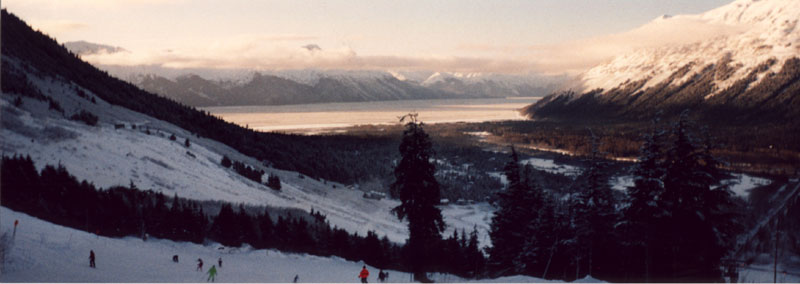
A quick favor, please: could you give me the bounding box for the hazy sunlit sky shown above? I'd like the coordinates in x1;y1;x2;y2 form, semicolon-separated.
3;0;732;74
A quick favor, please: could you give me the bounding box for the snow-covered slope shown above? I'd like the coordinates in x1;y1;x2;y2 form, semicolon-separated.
0;207;564;283
0;59;494;247
581;0;800;95
5;206;792;282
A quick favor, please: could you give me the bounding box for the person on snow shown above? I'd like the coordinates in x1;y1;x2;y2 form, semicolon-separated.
207;265;217;282
197;258;204;271
378;269;386;282
359;266;369;283
218;257;222;268
293;274;299;283
89;250;96;268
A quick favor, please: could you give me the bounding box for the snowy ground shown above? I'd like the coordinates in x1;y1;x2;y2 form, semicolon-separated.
0;207;560;283
736;262;800;283
521;158;582;176
725;173;772;199
608;173;769;200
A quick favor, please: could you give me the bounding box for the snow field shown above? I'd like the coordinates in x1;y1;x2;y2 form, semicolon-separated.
0;207;555;283
725;173;772;198
522;157;581;176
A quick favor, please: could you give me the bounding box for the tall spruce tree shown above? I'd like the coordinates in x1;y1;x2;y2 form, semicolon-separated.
657;112;738;281
569;131;617;279
390;113;444;281
488;147;548;276
621;118;668;282
464;227;486;278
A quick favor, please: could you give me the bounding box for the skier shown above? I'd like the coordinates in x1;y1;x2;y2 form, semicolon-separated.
173;255;179;263
13;220;18;238
293;274;299;283
207;265;217;282
89;250;96;268
378;269;386;282
218;257;222;268
359;266;369;283
197;258;204;271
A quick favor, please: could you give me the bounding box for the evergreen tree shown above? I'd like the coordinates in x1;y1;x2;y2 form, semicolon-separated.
267;174;281;190
221;156;232;168
464;227;486;278
235;204;257;246
209;204;240;246
287;217;313;252
442;230;464;274
657;112;738;281
568;131;617;279
390;113;444;280
362;231;387;268
167;194;182;240
488;147;548;276
621;117;668;281
256;209;274;248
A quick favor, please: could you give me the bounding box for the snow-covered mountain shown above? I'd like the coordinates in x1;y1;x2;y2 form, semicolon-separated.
526;0;800;123
128;70;460;106
421;72;562;98
582;0;799;95
74;62;565;107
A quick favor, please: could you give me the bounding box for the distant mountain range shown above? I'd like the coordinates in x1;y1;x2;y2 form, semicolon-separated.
525;0;800;124
64;42;567;107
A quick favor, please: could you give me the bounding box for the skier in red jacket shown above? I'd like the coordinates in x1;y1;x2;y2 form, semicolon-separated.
359;266;369;283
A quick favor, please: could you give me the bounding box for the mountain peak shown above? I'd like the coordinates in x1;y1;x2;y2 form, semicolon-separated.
702;0;800;26
581;0;800;94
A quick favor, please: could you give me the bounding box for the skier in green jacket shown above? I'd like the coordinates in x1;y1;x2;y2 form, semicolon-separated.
207;265;217;282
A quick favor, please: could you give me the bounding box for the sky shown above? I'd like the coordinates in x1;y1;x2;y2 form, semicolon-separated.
2;0;733;74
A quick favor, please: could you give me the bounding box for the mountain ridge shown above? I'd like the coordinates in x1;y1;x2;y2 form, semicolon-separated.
525;0;800;125
64;42;565;107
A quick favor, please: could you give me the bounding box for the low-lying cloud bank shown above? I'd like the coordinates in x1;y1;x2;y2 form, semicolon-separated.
79;12;747;75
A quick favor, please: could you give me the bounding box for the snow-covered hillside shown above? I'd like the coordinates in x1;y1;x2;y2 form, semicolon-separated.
581;0;800;95
0;64;495;247
0;207;566;283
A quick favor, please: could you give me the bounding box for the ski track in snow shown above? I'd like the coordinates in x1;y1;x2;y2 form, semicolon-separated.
0;207;579;283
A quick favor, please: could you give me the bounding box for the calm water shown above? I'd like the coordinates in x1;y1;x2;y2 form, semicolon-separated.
203;97;539;133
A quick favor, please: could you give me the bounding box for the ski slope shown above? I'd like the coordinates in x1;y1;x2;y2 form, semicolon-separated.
0;207;571;283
